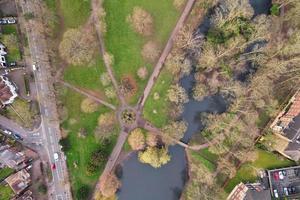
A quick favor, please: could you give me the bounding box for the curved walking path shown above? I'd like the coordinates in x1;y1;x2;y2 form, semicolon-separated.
137;0;196;111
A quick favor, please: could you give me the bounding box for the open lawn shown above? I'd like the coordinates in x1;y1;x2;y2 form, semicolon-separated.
0;168;14;181
191;151;216;172
60;0;91;28
0;184;14;200
103;0;180;104
225;149;295;193
143;70;173;128
60;89;118;199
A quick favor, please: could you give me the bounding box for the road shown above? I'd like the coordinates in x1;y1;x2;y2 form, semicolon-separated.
17;0;72;199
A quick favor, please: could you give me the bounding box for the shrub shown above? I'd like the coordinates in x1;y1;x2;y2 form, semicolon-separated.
77;185;90;200
105;87;116;99
100;72;111;86
141;41;160;62
100;173;121;197
137;67;148;80
80;98;99;113
127;7;153;36
128;128;145;150
167;84;188;104
270;4;280;16
59;137;71;152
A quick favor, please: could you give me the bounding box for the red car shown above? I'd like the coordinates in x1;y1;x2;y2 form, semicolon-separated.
52;163;56;170
273;172;279;181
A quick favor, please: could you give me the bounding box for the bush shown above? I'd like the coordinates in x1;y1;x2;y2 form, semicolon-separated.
80;98;99;113
59;137;71;152
100;173;121;197
128;128;145;150
127;7;153;36
100;72;112;87
137;67;148;80
77;185;90;200
38;184;47;194
270;4;280;16
141;41;160;62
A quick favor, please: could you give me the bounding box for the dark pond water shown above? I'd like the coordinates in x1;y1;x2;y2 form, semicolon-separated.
117;1;271;200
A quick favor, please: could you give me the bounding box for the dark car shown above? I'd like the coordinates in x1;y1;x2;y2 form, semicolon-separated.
13;133;23;141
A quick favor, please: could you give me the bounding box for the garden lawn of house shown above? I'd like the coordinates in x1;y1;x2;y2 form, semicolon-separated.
0;184;14;200
225;149;295;193
60;89;118;199
1;25;21;63
143;70;173;128
103;0;181;104
0;168;14;181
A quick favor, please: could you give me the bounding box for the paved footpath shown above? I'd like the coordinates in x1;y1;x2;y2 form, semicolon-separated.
137;0;196;110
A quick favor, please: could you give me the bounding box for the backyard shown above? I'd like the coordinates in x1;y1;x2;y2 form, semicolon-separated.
0;168;14;181
1;25;21;63
0;184;14;200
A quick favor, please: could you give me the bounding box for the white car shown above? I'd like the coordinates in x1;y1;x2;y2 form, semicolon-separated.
274;189;279;198
3;130;12;135
279;171;284;180
284;187;289;196
54;153;59;161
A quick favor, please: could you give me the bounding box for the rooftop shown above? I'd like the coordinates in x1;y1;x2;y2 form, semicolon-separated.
0;146;25;169
5;169;30;194
0;76;18;106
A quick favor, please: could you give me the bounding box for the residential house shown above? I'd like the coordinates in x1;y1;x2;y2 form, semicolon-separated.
0;146;26;169
13;190;33;200
5;169;30;195
0;75;18;107
227;182;271;200
0;42;7;68
270;90;300;161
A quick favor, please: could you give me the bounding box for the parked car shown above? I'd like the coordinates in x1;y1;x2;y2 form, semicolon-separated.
291;186;296;194
274;189;279;198
282;170;287;176
52;163;56;170
3;129;12;135
284;187;289;196
13;133;23;141
279;171;284;179
273;172;279;181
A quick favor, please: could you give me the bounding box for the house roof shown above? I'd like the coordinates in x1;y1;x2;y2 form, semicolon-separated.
282;114;300;141
14;190;33;200
0;76;17;106
0;148;25;169
5;169;30;194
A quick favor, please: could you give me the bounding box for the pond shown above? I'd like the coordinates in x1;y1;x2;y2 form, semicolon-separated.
117;0;271;199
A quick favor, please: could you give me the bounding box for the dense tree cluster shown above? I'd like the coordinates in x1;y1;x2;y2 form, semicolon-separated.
127;7;153;36
100;173;121;198
138;147;171;168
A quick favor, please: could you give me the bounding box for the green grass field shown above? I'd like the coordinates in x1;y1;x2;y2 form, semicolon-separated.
60;0;91;28
0;184;14;200
191;151;216;172
143;70;173;128
103;0;180;104
225;149;295;193
60;89;118;199
0;168;14;181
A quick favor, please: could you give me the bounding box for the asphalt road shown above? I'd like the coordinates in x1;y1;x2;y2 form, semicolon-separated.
17;0;72;199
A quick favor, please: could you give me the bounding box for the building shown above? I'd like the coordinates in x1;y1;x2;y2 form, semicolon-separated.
0;42;7;68
0;146;26;169
227;182;271;200
5;169;30;194
0;75;18;107
270;90;300;161
13;190;33;200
